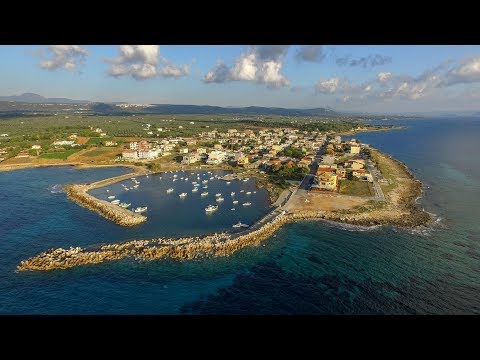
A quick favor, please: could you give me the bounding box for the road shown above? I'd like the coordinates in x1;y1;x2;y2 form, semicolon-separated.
298;144;326;190
366;161;385;201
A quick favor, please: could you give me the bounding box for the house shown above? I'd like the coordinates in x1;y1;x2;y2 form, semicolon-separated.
237;156;249;166
0;148;7;155
94;128;102;133
15;152;32;158
312;172;338;191
104;141;117;147
31;145;42;150
214;144;223;150
350;144;361;154
298;157;313;168
347;159;365;170
316;166;336;176
180;148;189;154
352;169;367;177
196;147;207;154
122;149;138;160
284;160;295;168
337;166;347;179
0;134;9;137
206;150;227;165
129;142;139;150
52;140;76;147
181;153;200;164
138;149;159;160
321;155;335;165
100;133;108;137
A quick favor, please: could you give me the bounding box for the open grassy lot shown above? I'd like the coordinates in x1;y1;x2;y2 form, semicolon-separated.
339;179;374;197
38;149;80;159
86;137;112;145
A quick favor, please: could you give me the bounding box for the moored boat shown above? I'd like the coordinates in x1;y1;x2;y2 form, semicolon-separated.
242;202;251;206
205;204;218;212
179;192;187;198
133;206;147;213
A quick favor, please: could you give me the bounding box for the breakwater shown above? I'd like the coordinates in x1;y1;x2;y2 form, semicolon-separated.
65;171;148;227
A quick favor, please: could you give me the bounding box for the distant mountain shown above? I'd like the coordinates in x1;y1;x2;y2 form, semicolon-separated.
0;93;90;104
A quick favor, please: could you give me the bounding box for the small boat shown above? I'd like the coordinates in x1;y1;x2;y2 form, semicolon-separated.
125;188;129;191
185;178;189;181
133;184;139;188
201;192;208;196
243;178;248;182
226;181;231;184
173;174;178;178
203;185;208;189
192;181;197;185
108;195;115;199
246;191;252;195
159;177;162;179
240;190;245;193
192;187;199;192
231;208;235;211
194;184;200;187
167;188;174;193
133;206;147;213
191;172;194;175
215;193;222;197
202;180;208;184
231;192;235;196
106;189;110;192
111;199;120;204
242;202;251;206
146;175;149;178
210;177;214;180
173;179;177;182
253;191;257;194
180;177;184;180
216;197;224;202
179;192;187;198
119;202;131;208
205;205;218;213
232;221;249;228
233;200;239;204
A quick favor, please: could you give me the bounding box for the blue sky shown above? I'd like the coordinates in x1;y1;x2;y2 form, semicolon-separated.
1;45;480;113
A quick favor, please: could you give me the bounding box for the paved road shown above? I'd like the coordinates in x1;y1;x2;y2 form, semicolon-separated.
366;161;385;201
298;144;326;190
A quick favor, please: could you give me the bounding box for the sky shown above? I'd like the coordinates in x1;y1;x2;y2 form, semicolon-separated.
1;45;480;113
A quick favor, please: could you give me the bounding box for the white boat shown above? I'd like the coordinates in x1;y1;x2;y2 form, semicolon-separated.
231;208;235;211
253;191;257;194
210;177;214;180
232;221;249;228
216;197;224;202
205;205;218;213
159;177;162;179
226;181;231;184
202;185;208;189
133;206;147;213
108;195;115;199
243;178;248;182
119;202;131;208
192;187;199;192
179;192;187;198
167;188;174;193
185;178;189;181
194;184;200;187
133;184;139;188
111;199;120;204
233;200;239;204
173;174;178;178
242;202;251;206
125;188;129;191
173;179;177;182
106;189;110;192
215;193;222;197
231;192;235;196
201;192;208;196
191;172;194;175
180;177;184;180
192;181;197;185
246;191;252;195
202;180;208;184
240;190;245;193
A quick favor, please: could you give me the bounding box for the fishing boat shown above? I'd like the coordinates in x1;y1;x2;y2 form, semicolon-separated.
233;200;239;204
242;202;251;206
201;192;208;196
107;195;115;199
192;187;199;192
231;192;235;196
133;206;147;213
179;192;187;198
215;193;222;197
205;205;218;213
246;191;252;195
216;197;224;202
232;221;249;228
119;202;131;208
111;199;120;204
167;188;174;193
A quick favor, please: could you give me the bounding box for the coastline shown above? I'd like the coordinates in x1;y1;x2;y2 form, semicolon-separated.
17;147;432;272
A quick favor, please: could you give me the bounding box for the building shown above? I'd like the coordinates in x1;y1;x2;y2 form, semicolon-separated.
214;144;223;150
321;155;335;165
237;156;249;166
349;159;365;170
15;152;32;158
181;153;200;164
206;150;227;165
181;148;189;154
138;149;160;160
104;141;118;147
122;149;138;160
350;144;361;154
31;145;41;150
0;134;9;137
313;172;338;191
129;142;139;150
52;140;76;147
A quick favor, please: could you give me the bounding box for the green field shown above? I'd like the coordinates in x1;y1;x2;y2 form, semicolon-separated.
81;148;115;157
339;179;374;197
38;149;80;159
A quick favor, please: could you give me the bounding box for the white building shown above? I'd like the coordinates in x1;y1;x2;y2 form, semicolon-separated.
206;150;227;165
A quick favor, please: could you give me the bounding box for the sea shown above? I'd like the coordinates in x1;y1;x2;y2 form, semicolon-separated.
0;117;479;314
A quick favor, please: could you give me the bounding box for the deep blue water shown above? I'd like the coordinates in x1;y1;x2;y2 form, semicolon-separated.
1;117;480;314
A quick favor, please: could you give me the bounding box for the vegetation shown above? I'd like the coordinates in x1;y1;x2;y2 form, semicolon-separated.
38;149;80;159
269;165;308;181
86;137;112;145
277;147;305;159
339;179;374;197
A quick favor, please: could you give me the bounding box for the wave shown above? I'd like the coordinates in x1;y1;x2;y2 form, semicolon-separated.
318;218;382;232
48;184;64;194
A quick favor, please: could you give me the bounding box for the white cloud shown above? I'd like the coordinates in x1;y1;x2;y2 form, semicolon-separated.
443;57;480;86
377;72;392;82
107;45;189;80
315;78;345;94
203;46;290;89
39;45;88;71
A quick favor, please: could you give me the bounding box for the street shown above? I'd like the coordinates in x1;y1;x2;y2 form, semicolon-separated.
298;143;326;190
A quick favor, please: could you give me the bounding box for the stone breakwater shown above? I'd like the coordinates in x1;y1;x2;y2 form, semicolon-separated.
65;170;148;226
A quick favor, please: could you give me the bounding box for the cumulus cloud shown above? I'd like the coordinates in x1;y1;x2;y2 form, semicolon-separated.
377;71;392;82
315;77;350;94
295;45;325;63
442;57;480;86
203;45;290;89
336;54;391;69
106;45;189;80
39;45;88;71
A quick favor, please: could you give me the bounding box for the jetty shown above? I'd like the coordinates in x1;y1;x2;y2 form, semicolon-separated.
65;170;148;227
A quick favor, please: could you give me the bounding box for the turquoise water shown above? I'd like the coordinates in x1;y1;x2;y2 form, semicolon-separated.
1;117;479;314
